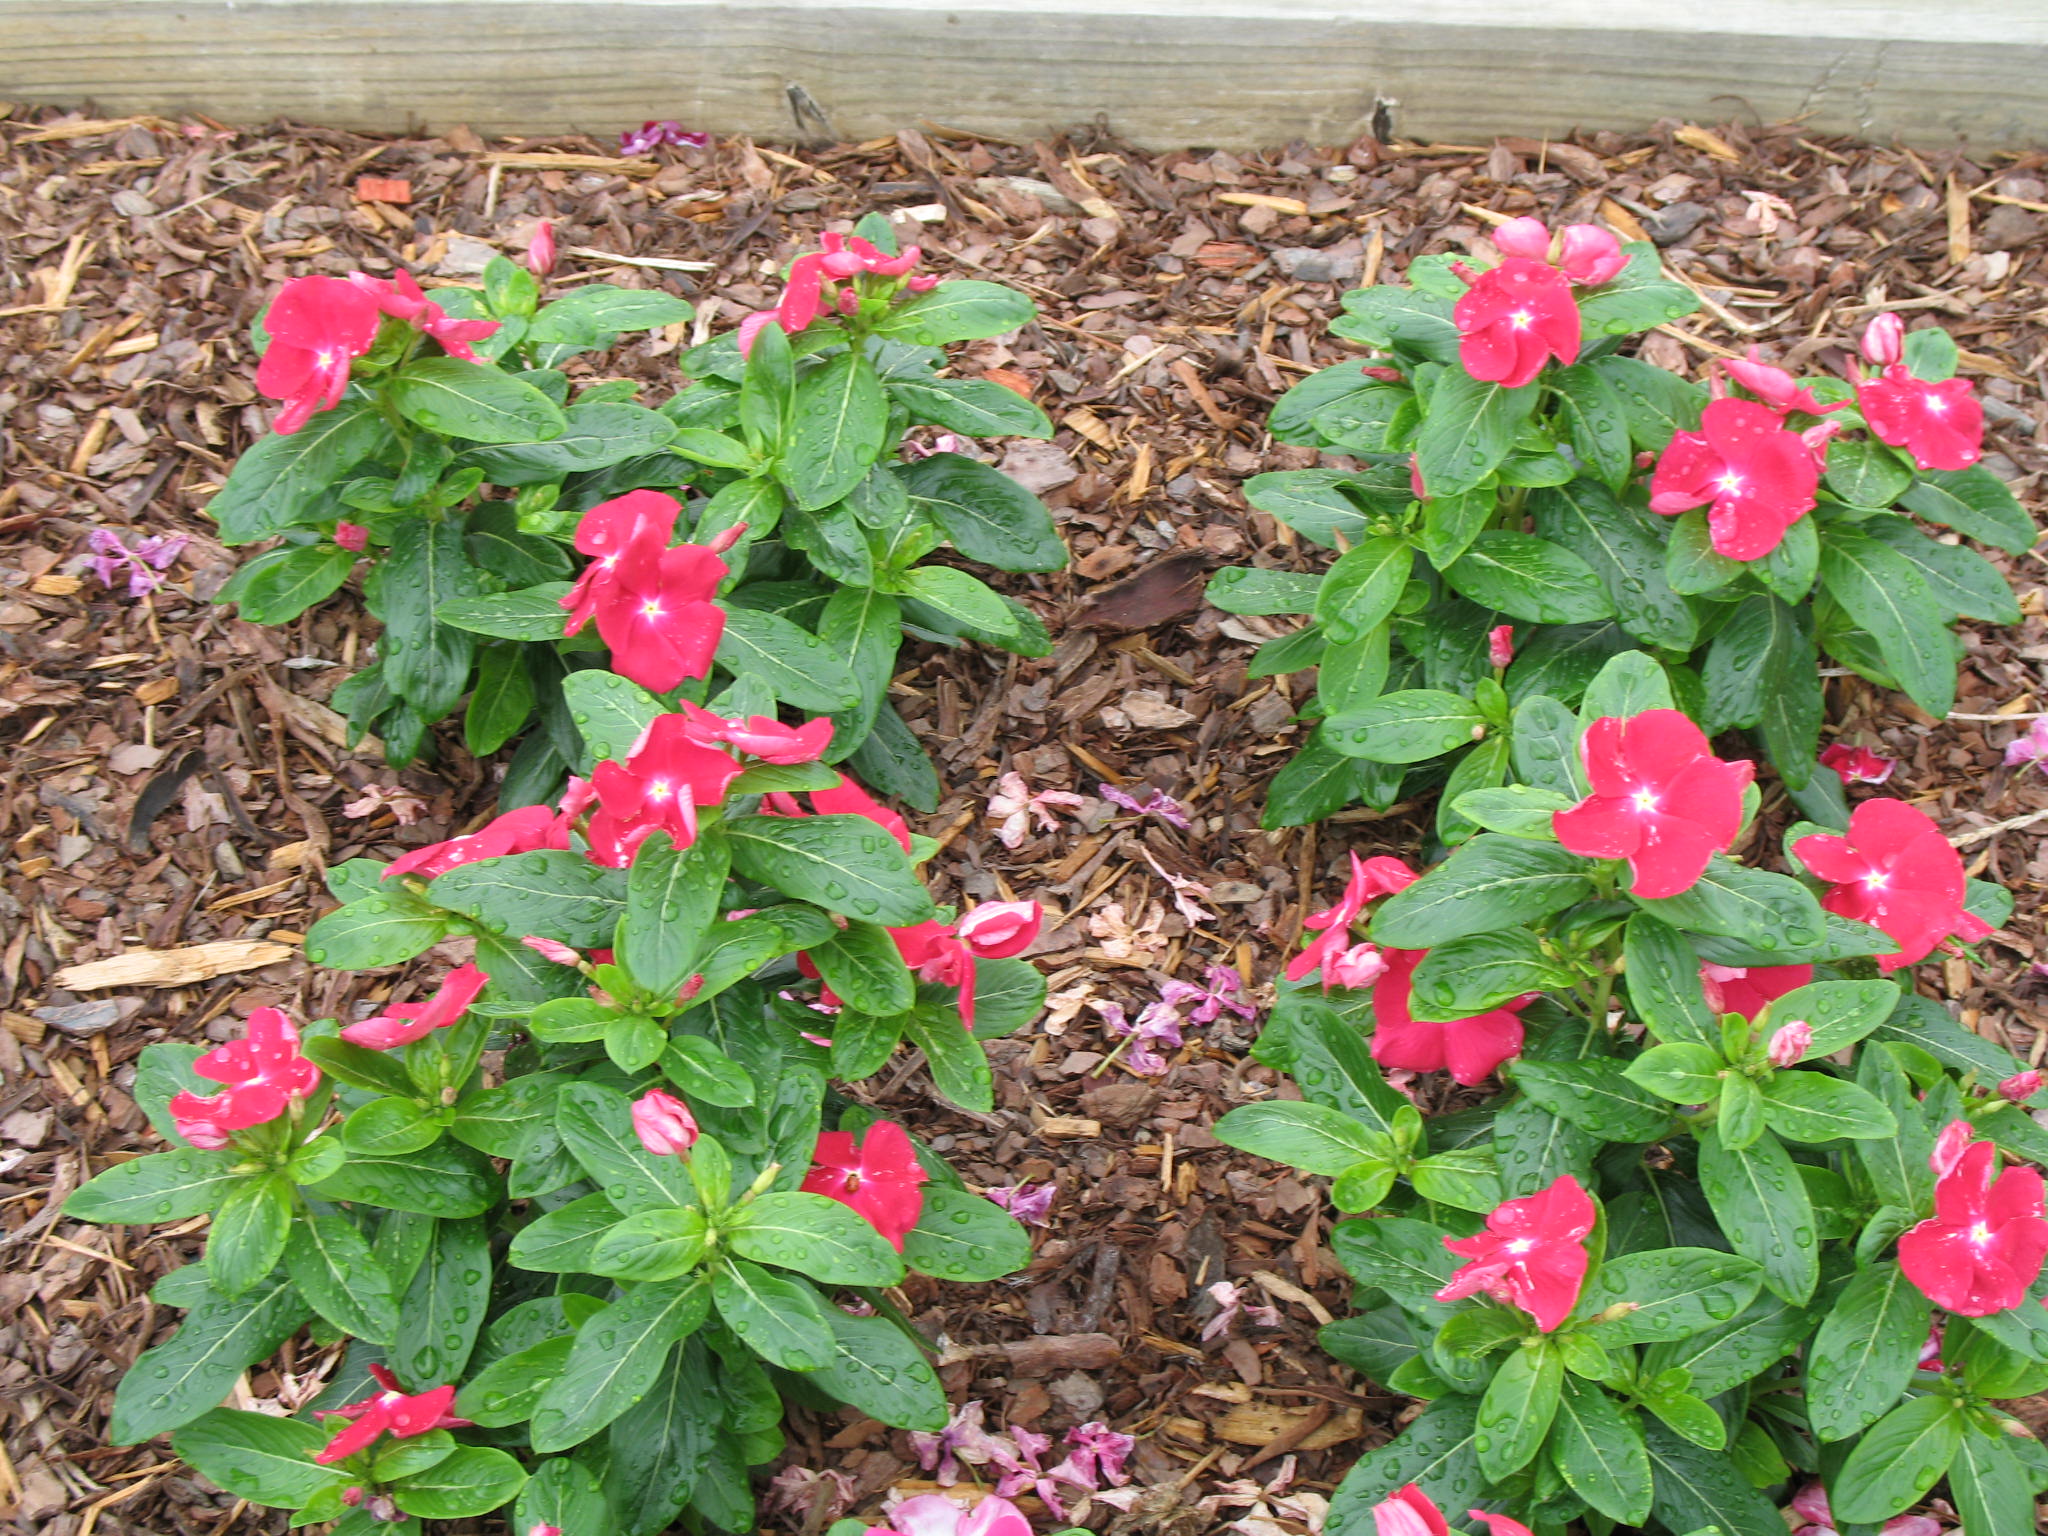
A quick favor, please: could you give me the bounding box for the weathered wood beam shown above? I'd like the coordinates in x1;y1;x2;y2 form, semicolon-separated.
2;1;2043;149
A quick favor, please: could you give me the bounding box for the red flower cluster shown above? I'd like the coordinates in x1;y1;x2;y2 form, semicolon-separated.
256;276;383;434
315;1363;471;1465
1287;853;1418;989
1648;397;1825;560
1793;799;1993;972
738;231;940;354
1434;1174;1596;1332
1446;218;1627;397
1857;366;1983;471
559;491;735;694
341;962;489;1051
1553;711;1753;899
801;1120;927;1250
1898;1123;2048;1316
168;1008;321;1148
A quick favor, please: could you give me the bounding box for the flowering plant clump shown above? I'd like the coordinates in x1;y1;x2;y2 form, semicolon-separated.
64;666;1046;1530
1214;656;2042;1535
1210;216;2030;832
210;211;1063;804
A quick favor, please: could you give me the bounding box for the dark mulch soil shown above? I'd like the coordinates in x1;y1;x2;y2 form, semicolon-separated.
2;106;2045;1536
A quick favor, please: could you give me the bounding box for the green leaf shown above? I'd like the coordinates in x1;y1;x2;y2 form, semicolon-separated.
781;351;887;509
1831;1394;1965;1524
1697;1124;1817;1303
1494;1096;1601;1199
1623;913;1718;1047
1476;1340;1562;1479
1589;355;1705;448
1324;1396;1484;1529
392;1215;489;1386
462;400;677;483
1862;514;2021;623
1819;528;1960;717
464;642;535;756
1702;592;1821;784
1825;435;1914;508
172;1409;340;1507
1214;1101;1384;1177
1409;930;1573;1021
389;1444;528;1520
1315;537;1414;644
710;1258;835;1370
1580;1247;1764;1344
365;516;482;720
427;849;624;948
108;1274;309;1444
714;605;863;713
1533;479;1697;648
889;375;1051;438
1642;1419;1788;1536
621;831;729;1000
1271;361;1405;443
514;1456;612;1536
1551;1375;1653;1524
1445;531;1615;624
1574;246;1699;334
388;356;567;443
206;401;384;543
507;1192;621;1272
219;541;359;625
1806;1262;1931;1442
557;1082;698;1214
529;1278;709;1452
285;1215;400;1345
809;921;917;1016
809;1309;948;1430
1322;688;1486;763
1641;1290;1810;1398
1243;468;1379;547
343;1096;442;1157
728;1190;907;1286
1329;1216;1459;1313
1949;1426;2037;1536
1636;857;1828;954
1416;372;1538;497
1665;508;1744;594
661;1035;756;1108
436;583;572;641
65;1148;243;1224
1759;1070;1897;1143
894;453;1065;572
1511;1057;1672;1142
726;813;933;927
901;1183;1032;1283
1371;835;1594;949
304;1138;499;1219
203;1173;292;1298
1451;784;1572;838
530;283;693;348
870;280;1036;345
588;1206;712;1282
1900;465;2040;554
1509;693;1590;798
903;1003;994;1112
559;668;665;769
604;1340;719;1535
1625;1041;1727;1104
303;888;451;971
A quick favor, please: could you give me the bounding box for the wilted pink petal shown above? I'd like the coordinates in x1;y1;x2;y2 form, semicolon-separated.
1767;1020;1812;1068
985;1182;1056;1226
2001;1071;2045;1103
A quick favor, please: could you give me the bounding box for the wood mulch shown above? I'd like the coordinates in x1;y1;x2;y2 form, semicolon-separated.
2;106;2046;1536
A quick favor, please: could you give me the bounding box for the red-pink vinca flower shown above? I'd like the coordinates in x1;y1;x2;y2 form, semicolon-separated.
869;1493;1033;1536
1489;216;1629;286
1722;350;1843;416
738;231;937;354
333;521;370;553
1793;798;1993;972
1699;962;1813;1020
382;802;569;882
342;962;489;1050
1287;853;1420;988
1370;947;1531;1086
1857;365;1983;471
349;270;500;362
314;1364;470;1464
1373;1484;1536;1536
1553;711;1753;899
631;1089;699;1155
1648;397;1823;560
2002;717;2048;772
677;700;831;764
256;275;384;433
1819;742;1896;784
1435;1174;1597;1331
586;712;752;865
527;219;556;276
2000;1071;2045;1104
1453;257;1580;389
168;1008;321;1147
619;120;709;155
84;529;188;597
1898;1124;2048;1316
801;1120;927;1251
955;901;1041;959
558;491;732;694
1789;1480;1943;1536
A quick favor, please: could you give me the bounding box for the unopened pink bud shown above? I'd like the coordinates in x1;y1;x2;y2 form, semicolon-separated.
957;900;1042;959
334;521;369;552
707;522;747;555
1327;942;1388;990
1487;625;1515;670
906;273;939;292
1558;223;1628;285
529;1527;563;1536
1360;364;1405;382
1767;1020;1811;1068
677;973;705;1003
837;287;860;316
631;1088;698;1156
1491;216;1553;262
1932;1118;1974;1178
341;1488;364;1508
527;219;556;276
520;935;580;966
1861;311;1905;367
2000;1071;2044;1103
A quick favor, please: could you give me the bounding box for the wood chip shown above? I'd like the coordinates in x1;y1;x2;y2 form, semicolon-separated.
1038;1116;1102;1138
52;940;295;991
1216;192;1310;216
1674;124;1742;162
1213;1402;1364;1450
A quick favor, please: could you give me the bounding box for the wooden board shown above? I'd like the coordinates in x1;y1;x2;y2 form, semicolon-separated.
4;0;2045;149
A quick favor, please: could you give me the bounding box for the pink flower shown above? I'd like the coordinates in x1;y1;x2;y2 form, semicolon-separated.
168;1008;321;1144
1557;223;1628;285
801;1121;927;1250
530;1527;563;1536
1898;1125;2048;1315
85;529;189;596
1649;397;1822;560
1045;1421;1135;1494
956;901;1041;959
987;771;1087;849
333;521;370;553
349;270;500;363
1490;217;1553;262
314;1364;470;1465
1098;780;1191;829
1327;942;1390;991
1819;742;1897;784
1722;350;1843;416
631;1089;699;1155
2000;1071;2044;1103
985;1183;1055;1226
1454;257;1580;389
1793;799;1994;971
1201;1279;1283;1341
1860;313;1905;368
1858;366;1983;471
1700;962;1814;1020
1374;1485;1450;1536
382;802;569;882
1789;1481;1947;1536
1767;1020;1812;1068
2002;718;2048;771
1487;624;1515;670
871;1493;1034;1536
1287;854;1420;988
520;936;581;966
527;220;556;276
586;712;749;865
341;963;489;1050
1933;1120;1975;1180
677;701;832;764
810;774;914;852
1370;947;1530;1086
558;491;730;693
1099;999;1185;1077
1435;1174;1597;1331
1159;964;1258;1025
619;120;709;155
256;275;384;433
1553;711;1753;899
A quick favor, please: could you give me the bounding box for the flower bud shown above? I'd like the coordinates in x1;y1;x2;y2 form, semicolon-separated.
957;900;1042;959
340;1488;364;1508
1327;942;1388;990
631;1088;698;1156
1932;1118;1974;1178
1861;311;1905;367
1597;1301;1640;1324
1558;223;1628;285
1999;1070;2044;1103
530;1527;564;1536
519;935;580;966
527;219;556;276
1361;364;1405;382
1491;216;1554;262
334;521;370;552
1766;1019;1811;1068
1487;624;1515;670
906;273;939;292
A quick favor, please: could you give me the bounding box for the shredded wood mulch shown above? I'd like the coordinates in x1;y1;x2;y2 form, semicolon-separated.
2;106;2046;1536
